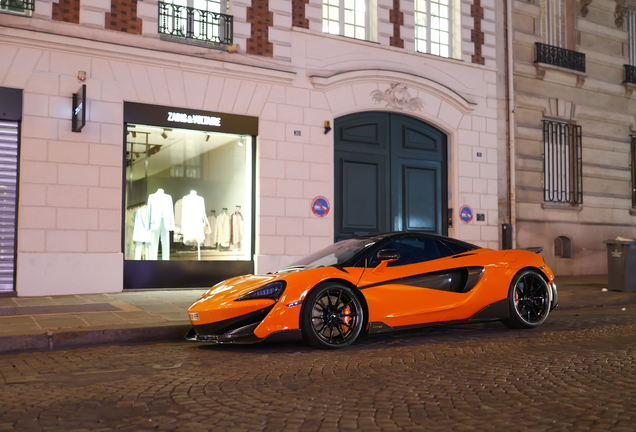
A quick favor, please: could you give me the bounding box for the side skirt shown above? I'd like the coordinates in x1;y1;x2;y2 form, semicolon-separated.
367;298;509;336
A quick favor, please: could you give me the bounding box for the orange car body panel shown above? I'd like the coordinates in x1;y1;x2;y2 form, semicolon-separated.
188;246;555;339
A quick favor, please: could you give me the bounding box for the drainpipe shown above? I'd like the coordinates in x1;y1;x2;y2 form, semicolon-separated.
503;0;516;248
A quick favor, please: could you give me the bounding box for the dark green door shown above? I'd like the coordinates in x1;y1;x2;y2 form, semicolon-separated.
334;112;447;241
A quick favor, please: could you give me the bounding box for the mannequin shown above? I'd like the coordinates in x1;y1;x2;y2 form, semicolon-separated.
132;205;151;259
181;190;210;260
147;188;175;260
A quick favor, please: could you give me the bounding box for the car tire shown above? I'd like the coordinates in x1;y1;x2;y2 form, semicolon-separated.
502;269;551;329
301;283;364;349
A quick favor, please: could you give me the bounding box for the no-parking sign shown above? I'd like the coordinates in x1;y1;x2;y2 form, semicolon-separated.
311;196;330;218
459;205;473;224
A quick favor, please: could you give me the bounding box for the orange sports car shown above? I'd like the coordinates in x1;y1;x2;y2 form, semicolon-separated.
185;232;558;349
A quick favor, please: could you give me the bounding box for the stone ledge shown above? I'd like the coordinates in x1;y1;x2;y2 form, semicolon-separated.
534;61;587;88
541;202;583;211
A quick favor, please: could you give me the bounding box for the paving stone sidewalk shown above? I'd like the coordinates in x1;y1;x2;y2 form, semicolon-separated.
0;274;634;355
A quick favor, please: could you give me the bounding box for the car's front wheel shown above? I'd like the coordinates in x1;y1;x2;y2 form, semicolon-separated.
502;269;551;329
301;283;364;349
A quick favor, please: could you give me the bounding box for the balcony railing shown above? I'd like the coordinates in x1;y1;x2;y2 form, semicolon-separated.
625;65;636;85
159;2;233;46
0;0;34;12
535;42;586;73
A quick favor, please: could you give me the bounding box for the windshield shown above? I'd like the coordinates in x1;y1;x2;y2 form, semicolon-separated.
282;238;378;271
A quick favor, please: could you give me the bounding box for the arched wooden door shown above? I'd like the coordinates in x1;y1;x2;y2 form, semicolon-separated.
334;112;447;241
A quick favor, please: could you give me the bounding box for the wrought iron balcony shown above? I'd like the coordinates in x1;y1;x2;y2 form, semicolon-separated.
625;65;636;85
0;0;34;12
535;42;585;73
159;2;233;46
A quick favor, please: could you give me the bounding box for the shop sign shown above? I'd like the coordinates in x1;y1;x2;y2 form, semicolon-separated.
72;84;86;133
459;205;473;224
168;112;221;127
311;196;330;218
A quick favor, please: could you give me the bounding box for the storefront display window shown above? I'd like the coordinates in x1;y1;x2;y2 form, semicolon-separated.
125;124;252;262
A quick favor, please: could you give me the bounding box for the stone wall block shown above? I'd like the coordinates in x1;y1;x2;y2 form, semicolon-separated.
87;231;120;252
25;73;60;96
20;184;47;206
260;197;286;216
285;161;311;180
218;78;242;112
285;236;309;256
20;206;57;229
128;64;155;103
57;208;99;230
202;76;225;112
88;187;121;209
260;158;286;179
18;230;46;252
276;217;303;236
276;179;304;198
285;198;310;217
4;48;41;88
48;141;89;164
89;143;121;166
99;166;122;188
58;163;100;186
183;72;210;110
23;93;49;118
232;81;258;114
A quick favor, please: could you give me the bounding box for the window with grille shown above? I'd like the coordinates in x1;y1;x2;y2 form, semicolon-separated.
543;120;582;204
0;0;33;15
414;0;451;57
159;0;233;45
322;0;367;40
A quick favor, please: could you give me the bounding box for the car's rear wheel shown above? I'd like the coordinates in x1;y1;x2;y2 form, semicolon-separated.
502;269;551;329
301;283;363;349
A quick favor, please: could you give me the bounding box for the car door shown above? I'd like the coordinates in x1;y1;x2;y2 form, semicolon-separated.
358;237;469;329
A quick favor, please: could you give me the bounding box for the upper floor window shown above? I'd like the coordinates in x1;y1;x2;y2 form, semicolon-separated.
629;9;636;66
322;0;367;40
415;0;451;57
540;0;574;49
159;0;233;45
0;0;34;15
543;120;582;204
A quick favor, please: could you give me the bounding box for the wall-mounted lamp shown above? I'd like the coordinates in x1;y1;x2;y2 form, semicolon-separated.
226;44;241;53
131;131;137;138
205;134;210;142
161;129;168;139
238;141;244;146
324;120;332;135
78;71;86;82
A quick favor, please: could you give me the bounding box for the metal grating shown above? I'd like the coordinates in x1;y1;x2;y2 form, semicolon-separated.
0;303;122;317
535;42;586;73
0;121;18;292
543;120;583;204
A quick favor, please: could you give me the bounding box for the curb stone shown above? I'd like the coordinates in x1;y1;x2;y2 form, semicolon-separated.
0;324;191;355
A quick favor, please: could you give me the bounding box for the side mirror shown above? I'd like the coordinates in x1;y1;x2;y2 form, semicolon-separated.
377;249;400;262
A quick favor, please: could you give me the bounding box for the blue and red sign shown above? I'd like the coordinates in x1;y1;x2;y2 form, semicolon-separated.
459;205;473;224
311;196;330;218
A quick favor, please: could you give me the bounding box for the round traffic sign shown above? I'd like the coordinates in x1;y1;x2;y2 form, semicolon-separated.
459;205;473;224
311;196;330;218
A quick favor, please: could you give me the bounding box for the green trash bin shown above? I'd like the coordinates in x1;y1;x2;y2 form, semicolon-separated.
604;240;636;292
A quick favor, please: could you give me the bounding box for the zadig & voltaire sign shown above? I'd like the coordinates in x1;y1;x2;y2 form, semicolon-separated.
168;112;221;127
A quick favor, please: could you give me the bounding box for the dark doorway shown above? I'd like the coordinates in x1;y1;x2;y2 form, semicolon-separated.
334;112;447;241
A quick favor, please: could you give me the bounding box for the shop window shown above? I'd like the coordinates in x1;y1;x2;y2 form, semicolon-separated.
159;0;233;45
322;0;368;40
415;0;451;57
543;120;582;204
125;124;252;262
554;236;572;258
0;0;34;15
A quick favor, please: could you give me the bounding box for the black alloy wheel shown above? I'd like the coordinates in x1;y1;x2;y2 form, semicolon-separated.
301;283;364;349
502;269;551;329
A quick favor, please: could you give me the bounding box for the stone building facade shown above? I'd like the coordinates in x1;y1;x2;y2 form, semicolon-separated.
0;0;503;296
508;0;636;275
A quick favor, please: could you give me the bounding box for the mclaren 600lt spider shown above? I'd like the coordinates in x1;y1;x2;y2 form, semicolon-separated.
185;232;558;349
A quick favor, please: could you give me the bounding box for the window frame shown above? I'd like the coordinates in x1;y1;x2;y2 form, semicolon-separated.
322;0;370;41
542;119;583;204
414;0;452;58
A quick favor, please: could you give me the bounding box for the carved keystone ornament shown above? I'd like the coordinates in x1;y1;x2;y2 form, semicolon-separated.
371;84;425;111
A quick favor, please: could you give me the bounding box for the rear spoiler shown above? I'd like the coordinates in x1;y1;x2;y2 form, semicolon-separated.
523;247;544;254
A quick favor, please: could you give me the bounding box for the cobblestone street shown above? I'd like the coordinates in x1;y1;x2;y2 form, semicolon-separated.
1;305;635;432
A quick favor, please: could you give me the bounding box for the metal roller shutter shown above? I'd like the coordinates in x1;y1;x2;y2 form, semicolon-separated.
0;121;18;292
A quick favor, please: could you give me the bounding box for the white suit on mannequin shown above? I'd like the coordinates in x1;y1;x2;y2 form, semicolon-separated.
147;189;175;260
181;190;209;245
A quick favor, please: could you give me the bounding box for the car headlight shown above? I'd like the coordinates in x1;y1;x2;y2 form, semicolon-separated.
235;281;286;301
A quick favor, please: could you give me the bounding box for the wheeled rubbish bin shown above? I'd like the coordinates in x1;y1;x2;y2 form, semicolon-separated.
604;240;636;292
